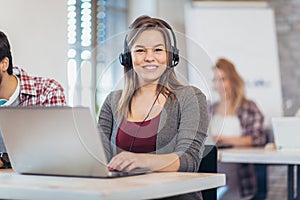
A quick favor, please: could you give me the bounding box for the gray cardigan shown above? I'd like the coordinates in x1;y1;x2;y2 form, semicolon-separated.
98;85;208;172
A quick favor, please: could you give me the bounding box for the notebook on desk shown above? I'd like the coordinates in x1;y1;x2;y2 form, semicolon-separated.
0;107;150;178
271;117;300;151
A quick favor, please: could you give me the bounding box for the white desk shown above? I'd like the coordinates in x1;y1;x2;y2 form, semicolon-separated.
0;169;225;200
219;147;300;200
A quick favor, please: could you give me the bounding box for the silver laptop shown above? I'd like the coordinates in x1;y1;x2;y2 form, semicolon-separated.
0;107;149;177
271;117;300;151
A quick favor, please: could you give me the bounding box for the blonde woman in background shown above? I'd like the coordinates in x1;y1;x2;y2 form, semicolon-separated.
209;58;266;200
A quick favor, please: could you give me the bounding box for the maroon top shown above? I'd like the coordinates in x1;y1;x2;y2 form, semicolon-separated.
116;113;161;153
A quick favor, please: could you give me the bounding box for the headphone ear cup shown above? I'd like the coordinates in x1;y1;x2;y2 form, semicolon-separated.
119;53;126;66
119;52;132;69
172;46;179;67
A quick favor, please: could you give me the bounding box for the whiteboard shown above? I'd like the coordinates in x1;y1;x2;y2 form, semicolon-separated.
185;2;283;127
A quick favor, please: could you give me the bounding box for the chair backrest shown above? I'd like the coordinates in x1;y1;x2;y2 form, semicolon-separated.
198;145;217;200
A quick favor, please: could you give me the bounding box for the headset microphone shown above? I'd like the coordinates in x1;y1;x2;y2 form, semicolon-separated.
167;65;175;70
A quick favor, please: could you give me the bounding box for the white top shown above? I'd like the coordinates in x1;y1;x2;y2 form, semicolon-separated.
1;74;20;107
5;75;20;106
209;114;242;138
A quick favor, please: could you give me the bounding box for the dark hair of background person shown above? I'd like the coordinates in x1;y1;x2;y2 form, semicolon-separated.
0;31;13;75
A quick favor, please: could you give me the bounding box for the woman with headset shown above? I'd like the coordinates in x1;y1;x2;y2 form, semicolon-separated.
98;15;208;199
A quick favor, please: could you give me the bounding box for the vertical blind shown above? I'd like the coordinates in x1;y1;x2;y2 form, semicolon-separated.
67;0;127;115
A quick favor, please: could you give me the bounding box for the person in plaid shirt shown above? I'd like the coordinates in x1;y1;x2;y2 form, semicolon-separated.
209;58;266;200
0;31;66;167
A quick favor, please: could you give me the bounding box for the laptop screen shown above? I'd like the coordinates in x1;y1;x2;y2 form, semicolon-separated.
271;117;300;151
0;107;111;177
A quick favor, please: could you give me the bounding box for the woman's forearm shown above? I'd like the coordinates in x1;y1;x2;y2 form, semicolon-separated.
150;153;180;172
218;135;253;147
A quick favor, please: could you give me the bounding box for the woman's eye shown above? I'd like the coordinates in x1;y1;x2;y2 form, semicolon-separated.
155;48;164;52
135;49;145;53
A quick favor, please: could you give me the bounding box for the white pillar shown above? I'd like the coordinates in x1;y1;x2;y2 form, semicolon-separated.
128;0;158;24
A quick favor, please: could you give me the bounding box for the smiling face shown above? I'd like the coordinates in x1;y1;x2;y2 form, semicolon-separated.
130;30;168;86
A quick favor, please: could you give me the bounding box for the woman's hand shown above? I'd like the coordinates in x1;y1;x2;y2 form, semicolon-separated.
108;151;150;172
214;135;253;147
108;152;180;172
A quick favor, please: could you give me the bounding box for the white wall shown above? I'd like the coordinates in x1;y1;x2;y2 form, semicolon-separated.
0;0;68;99
128;0;157;23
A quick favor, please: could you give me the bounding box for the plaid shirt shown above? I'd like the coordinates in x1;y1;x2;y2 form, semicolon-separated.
210;99;265;197
15;66;66;106
0;67;66;152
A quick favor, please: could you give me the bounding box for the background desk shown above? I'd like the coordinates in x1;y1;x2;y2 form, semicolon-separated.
219;147;300;200
0;170;225;200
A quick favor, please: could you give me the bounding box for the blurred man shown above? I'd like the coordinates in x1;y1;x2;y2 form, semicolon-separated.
0;31;66;168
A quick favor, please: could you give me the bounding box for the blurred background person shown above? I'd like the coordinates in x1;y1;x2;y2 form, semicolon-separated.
209;58;266;200
0;31;66;168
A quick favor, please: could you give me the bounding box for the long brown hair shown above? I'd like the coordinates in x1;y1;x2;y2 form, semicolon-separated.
214;58;246;114
117;15;183;118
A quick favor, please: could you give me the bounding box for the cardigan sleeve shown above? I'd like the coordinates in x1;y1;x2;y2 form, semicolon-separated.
174;86;208;172
97;92;114;161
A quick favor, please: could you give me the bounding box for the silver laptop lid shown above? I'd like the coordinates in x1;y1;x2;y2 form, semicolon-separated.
271;117;300;151
0;107;110;177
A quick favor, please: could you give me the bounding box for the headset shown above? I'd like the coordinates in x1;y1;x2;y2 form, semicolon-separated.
119;19;179;70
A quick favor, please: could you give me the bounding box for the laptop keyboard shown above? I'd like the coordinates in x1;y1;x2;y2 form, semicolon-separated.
109;168;152;177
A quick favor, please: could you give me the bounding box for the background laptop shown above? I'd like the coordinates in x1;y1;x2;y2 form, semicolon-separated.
0;107;149;177
271;117;300;151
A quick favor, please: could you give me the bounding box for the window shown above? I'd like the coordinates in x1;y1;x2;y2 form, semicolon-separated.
67;0;127;114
